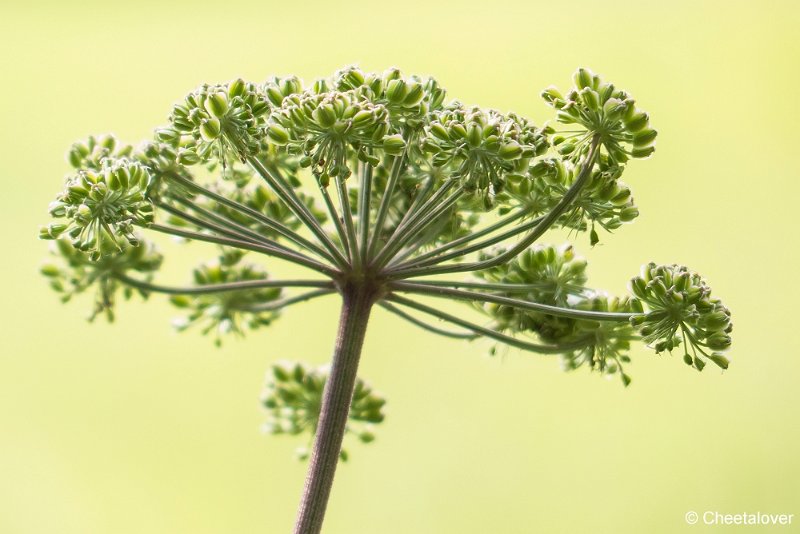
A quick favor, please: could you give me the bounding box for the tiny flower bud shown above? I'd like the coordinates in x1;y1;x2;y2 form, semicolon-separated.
382;134;406;156
200;118;221;141
204;92;230;119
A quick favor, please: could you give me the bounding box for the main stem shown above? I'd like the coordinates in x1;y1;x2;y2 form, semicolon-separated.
293;284;376;534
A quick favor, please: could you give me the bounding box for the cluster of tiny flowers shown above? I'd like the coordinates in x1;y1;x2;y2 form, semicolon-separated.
478;244;588;343
630;263;732;370
160;78;270;167
421;105;549;203
332;66;447;133
476;244;643;385
267;89;396;183
262;361;385;460
170;255;283;346
66;134;132;171
515;157;639;244
41;158;154;259
542;67;656;164
40;238;162;321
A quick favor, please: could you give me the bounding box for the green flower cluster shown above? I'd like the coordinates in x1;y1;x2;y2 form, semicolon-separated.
170;255;283;345
41;238;162;321
422;105;549;199
267;90;397;183
41;158;154;259
66;134;132;171
508;157;639;244
630;263;732;370
477;244;641;385
262;361;385;460
161;78;270;167
332;66;447;132
542;67;656;163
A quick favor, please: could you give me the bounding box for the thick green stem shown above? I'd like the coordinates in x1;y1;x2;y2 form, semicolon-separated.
293;285;376;534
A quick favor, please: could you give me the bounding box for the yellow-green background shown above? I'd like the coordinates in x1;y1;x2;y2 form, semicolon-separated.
2;1;798;532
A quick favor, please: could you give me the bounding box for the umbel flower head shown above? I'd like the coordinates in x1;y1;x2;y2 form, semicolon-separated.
41;158;154;259
262;361;385;461
170;252;284;346
41;237;162;321
475;244;644;385
630;263;732;370
542;67;656;163
40;65;730;384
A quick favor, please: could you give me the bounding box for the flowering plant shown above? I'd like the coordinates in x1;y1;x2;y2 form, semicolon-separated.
40;66;731;533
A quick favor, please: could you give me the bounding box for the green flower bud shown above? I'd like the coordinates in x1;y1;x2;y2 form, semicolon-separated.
581;88;600;110
313;105;337;128
624;110;649;133
558;143;575;155
630;145;655;158
200;118;221;141
382;134;406;155
385;79;408;104
430;122;449;141
574;67;594;89
499;142;522;160
228;78;246;98
177;149;201;166
708;353;730;370
633;128;657;147
467;124;482;147
268;123;290;145
204;91;230;119
619;206;639;222
403;82;424;107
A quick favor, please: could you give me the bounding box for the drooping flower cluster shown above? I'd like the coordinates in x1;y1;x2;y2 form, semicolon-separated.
475;244;642;384
262;361;385;460
169;254;284;345
41;238;163;321
630;263;732;370
506;157;639;244
41;158;154;259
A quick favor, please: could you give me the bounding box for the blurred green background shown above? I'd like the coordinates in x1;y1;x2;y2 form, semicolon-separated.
2;1;799;532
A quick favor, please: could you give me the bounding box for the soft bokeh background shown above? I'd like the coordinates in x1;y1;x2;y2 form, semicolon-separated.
2;1;799;532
